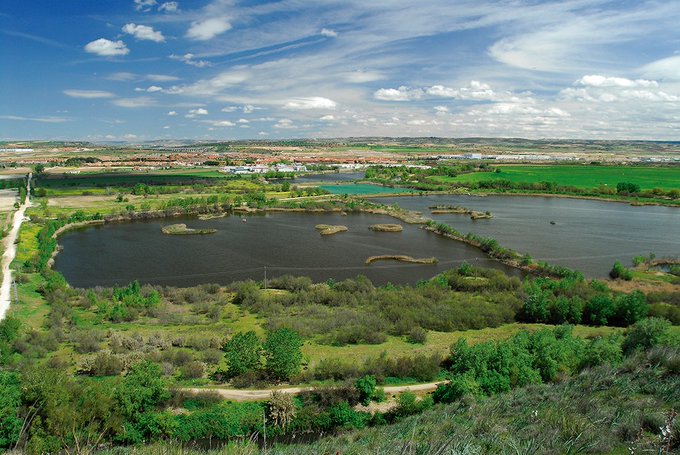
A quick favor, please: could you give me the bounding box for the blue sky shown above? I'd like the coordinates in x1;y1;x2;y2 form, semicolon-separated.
2;0;680;141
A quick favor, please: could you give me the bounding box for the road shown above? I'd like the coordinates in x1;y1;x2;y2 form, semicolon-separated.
0;173;31;321
184;381;444;402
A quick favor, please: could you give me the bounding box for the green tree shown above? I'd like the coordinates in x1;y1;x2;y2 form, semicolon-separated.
0;371;22;448
622;317;670;354
355;375;377;406
612;291;648;326
114;361;169;420
223;331;262;378
263;328;303;381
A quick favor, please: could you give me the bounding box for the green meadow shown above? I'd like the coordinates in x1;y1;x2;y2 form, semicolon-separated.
433;165;680;190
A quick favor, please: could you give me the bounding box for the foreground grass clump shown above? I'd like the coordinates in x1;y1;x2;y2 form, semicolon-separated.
161;223;217;235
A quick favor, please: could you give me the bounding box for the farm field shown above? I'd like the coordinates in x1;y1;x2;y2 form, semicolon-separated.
432;165;680;190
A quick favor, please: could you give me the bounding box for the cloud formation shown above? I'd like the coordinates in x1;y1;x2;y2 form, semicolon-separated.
170;53;211;67
122;23;165;43
283;97;337;110
186;17;231;41
63;89;115;99
84;38;129;56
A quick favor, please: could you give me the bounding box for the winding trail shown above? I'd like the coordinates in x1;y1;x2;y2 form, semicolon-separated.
0;173;31;321
183;381;444;402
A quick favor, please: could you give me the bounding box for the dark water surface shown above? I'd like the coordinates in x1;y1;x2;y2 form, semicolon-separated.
373;195;680;277
54;212;513;288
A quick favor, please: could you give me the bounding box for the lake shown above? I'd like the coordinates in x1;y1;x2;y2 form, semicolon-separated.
54;212;515;288
373;194;680;277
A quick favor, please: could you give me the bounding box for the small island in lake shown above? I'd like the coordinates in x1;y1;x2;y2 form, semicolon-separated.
365;255;438;265
368;223;404;232
161;224;217;235
315;224;348;235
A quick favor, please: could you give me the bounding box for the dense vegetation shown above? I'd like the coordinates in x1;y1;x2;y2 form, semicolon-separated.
1;313;677;453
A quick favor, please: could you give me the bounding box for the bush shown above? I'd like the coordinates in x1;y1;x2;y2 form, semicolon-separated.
610;262;633;281
407;326;427;344
623;317;671;354
355;375;377;406
180;361;205;379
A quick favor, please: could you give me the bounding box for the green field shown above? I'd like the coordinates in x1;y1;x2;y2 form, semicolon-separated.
36;170;231;188
433;165;680;190
320;183;419;195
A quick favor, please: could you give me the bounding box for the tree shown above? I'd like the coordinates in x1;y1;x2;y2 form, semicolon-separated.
0;371;22;448
223;331;262;378
114;361;169;420
622;317;670;354
612;291;648;326
355;375;377;406
33;163;45;175
263;328;303;381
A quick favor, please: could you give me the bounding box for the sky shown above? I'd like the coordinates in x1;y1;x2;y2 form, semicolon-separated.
2;0;680;142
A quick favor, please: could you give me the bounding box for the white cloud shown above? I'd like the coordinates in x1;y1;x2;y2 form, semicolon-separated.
221;106;237;112
146;86;163;92
84;38;129;56
167;111;177;116
186;108;209;118
158;1;178;13
283;97;336;110
186;17;232;41
640;55;680;80
134;0;157;11
434;106;449;114
122;23;165;43
242;104;255;113
106;72;136;81
111;97;157;108
374;86;423;101
237;118;249;123
212;120;235;127
375;82;496;102
576;75;657;88
146;74;179;82
170;53;211;68
274;119;296;129
0;115;69;123
344;70;384;83
320;115;335;121
63;89;115;99
123;134;138;139
320;28;338;38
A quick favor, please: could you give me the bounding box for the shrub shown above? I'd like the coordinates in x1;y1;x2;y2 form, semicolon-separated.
623;317;671;354
355;375;377;406
180;361;205;379
407;326;427;344
610;262;633;281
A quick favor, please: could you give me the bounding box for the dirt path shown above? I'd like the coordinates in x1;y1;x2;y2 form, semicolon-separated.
0;174;31;321
183;381;444;402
